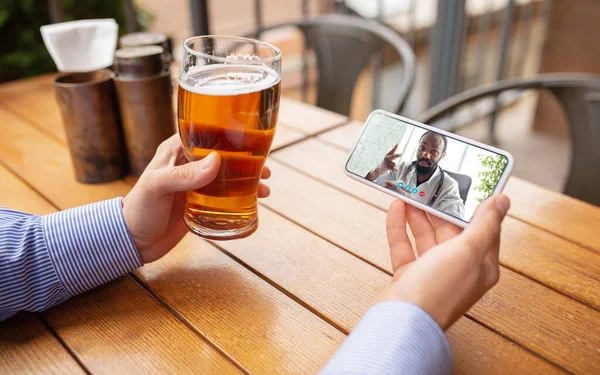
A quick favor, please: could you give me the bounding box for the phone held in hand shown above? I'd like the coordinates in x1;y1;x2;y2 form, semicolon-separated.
344;110;514;228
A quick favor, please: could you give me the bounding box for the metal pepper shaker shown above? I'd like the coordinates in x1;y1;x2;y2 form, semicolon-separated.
119;31;173;65
112;45;176;177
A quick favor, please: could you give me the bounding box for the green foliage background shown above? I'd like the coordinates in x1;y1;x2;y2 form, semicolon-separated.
0;0;153;83
474;154;508;202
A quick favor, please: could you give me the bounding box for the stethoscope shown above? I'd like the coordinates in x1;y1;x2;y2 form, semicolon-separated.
408;161;445;206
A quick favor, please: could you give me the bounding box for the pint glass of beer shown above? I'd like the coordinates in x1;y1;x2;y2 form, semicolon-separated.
178;36;281;240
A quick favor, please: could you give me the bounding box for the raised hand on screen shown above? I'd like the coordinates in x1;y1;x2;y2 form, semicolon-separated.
122;135;272;263
382;143;403;169
366;143;403;181
375;194;510;330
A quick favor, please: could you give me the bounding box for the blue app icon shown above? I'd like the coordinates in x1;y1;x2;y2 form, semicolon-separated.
397;181;404;189
405;185;411;192
412;188;418;194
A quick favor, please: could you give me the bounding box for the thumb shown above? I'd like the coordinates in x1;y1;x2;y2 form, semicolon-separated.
462;194;510;256
154;152;221;194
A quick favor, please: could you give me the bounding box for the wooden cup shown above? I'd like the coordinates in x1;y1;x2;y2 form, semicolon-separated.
54;69;128;183
113;71;176;176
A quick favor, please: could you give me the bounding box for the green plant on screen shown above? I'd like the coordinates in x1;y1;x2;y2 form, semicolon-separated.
474;154;508;203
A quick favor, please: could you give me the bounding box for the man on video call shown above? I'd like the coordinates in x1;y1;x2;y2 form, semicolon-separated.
366;131;466;220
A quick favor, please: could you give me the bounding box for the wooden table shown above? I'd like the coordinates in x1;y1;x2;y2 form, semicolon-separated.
0;74;599;375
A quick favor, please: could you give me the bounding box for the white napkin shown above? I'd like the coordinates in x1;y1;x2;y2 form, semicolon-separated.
41;19;118;72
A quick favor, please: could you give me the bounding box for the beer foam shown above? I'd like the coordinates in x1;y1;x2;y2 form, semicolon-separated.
180;64;279;96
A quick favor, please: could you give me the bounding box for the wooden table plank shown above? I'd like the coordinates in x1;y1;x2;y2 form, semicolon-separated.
504;177;600;253
278;97;348;135
317;120;364;150
0;160;242;374
447;319;565;375
271;125;306;151
263;159;391;269
0;163;56;215
500;218;600;309
208;206;565;374
318;122;600;253
0;74;66;143
0;75;596;372
0;107;130;209
472;268;600;375
0;164;81;375
135;235;346;374
218;206;387;330
0;75;345;150
0;106;561;374
0;101;345;374
44;277;242;375
261;154;600;374
272;139;600;310
0;164;85;373
0;76;328;166
272;138;395;210
0;314;86;375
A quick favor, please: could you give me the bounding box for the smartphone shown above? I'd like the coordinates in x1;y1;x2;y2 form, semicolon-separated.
344;109;514;228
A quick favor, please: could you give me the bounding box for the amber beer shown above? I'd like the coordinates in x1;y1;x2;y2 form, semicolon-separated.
178;64;280;239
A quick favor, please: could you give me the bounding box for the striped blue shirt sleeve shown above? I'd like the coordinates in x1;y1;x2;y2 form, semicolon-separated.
320;301;453;375
0;198;143;321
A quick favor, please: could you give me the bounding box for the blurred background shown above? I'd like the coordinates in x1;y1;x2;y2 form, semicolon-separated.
2;0;599;205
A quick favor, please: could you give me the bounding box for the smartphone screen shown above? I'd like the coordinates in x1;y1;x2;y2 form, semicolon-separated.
345;111;512;223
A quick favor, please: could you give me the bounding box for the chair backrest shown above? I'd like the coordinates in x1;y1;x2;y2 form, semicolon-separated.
418;74;600;207
444;170;472;204
254;14;416;116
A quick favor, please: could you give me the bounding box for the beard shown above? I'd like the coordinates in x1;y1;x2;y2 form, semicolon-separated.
415;159;436;174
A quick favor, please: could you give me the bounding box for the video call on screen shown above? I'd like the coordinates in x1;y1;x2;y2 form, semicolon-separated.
347;113;508;222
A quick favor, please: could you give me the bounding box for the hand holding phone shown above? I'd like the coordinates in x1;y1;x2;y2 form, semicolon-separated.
374;194;510;330
345;110;514;227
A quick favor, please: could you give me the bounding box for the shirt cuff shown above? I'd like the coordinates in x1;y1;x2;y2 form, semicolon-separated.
320;301;452;375
41;198;143;296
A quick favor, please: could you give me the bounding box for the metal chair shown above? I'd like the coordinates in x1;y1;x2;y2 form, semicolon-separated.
418;74;600;207
445;171;472;204
251;14;416;116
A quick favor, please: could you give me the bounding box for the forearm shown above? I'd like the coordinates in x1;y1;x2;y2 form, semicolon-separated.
0;198;142;321
320;301;452;375
366;165;388;181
